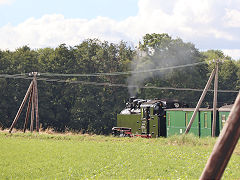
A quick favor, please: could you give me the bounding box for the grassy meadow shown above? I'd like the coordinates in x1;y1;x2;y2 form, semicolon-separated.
0;131;240;179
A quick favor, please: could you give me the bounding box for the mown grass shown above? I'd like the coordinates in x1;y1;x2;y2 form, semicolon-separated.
0;131;239;179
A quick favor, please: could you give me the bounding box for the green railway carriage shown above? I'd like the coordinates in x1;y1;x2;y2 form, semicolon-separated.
166;108;220;137
199;110;215;137
166;108;199;136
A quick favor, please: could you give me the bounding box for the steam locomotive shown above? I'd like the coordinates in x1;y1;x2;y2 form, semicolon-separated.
112;97;188;138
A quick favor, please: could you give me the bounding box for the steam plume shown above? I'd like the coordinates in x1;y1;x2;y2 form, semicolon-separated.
127;41;198;96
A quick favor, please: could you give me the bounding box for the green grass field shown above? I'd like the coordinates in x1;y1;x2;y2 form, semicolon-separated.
0;131;239;179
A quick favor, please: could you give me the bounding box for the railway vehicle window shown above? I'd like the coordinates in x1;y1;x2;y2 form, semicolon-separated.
153;105;159;115
221;115;226;128
204;113;208;128
141;107;150;119
167;112;170;126
185;113;188;127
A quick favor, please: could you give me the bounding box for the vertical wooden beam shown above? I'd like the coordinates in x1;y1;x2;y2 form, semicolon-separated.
200;92;240;179
30;80;35;133
23;86;33;133
185;68;216;134
212;61;219;137
34;73;39;132
9;81;33;133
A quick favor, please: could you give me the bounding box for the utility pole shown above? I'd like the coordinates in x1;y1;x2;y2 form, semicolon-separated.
212;60;219;137
23;86;33;133
185;68;216;134
9;81;34;133
33;72;39;132
9;72;40;133
200;92;240;179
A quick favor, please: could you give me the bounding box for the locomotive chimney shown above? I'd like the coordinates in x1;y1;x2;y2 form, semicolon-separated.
129;96;137;103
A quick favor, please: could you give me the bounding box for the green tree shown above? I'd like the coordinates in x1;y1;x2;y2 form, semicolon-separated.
202;50;239;106
131;33;209;107
70;39;133;134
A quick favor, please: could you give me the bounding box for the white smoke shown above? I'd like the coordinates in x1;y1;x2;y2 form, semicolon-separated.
127;39;198;96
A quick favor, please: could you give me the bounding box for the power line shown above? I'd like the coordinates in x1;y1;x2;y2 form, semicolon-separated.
0;73;239;93
39;61;206;77
0;61;238;93
0;74;26;78
36;77;240;93
0;61;205;78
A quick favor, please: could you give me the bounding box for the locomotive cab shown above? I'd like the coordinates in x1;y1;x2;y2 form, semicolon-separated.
140;100;167;137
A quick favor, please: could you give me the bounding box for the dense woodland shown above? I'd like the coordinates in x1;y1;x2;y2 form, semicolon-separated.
0;33;239;134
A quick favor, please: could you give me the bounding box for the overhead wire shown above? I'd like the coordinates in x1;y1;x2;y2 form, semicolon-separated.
0;61;238;93
0;61;206;78
21;76;240;93
39;61;206;77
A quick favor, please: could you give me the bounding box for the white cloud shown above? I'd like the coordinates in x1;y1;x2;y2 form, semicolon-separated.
0;0;13;5
222;49;240;60
224;9;240;27
0;0;240;59
0;14;126;49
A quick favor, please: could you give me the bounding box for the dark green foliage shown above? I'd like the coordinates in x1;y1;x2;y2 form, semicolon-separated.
0;40;133;133
0;34;239;134
202;50;239;106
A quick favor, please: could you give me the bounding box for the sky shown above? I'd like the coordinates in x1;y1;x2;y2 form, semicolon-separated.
0;0;240;60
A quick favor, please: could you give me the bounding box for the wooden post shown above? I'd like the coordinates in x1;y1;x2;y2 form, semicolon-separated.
9;81;33;133
185;68;216;134
30;80;35;133
200;92;240;179
212;61;219;137
34;73;39;132
23;86;33;133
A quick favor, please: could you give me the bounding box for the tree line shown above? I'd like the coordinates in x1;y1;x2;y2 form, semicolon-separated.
0;34;239;134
